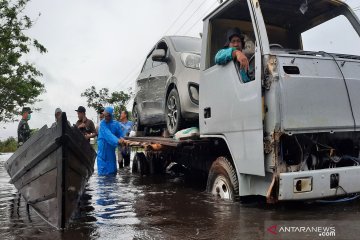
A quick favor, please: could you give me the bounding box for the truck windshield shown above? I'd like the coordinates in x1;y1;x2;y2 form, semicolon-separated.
302;15;360;56
260;0;360;56
170;36;201;53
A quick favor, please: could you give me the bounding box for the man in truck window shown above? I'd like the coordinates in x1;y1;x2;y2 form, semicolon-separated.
215;27;251;82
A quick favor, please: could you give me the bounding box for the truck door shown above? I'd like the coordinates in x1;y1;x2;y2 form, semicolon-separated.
199;0;265;176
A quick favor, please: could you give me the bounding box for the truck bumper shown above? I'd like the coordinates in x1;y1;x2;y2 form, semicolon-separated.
278;166;360;200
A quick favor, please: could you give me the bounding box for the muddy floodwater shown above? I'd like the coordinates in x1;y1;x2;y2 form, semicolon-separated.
1;152;360;240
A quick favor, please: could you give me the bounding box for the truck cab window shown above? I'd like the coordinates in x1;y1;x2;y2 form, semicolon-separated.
206;0;256;83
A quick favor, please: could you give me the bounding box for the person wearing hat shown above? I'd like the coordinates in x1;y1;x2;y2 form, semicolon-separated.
50;108;62;127
17;107;32;147
214;27;251;82
51;108;70;128
95;106;105;136
97;106;125;175
75;106;96;141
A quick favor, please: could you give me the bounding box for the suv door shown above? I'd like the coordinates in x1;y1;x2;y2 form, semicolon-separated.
136;51;154;123
146;40;171;124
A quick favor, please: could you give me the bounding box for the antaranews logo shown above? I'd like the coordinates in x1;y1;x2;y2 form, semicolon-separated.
267;225;278;235
266;224;336;238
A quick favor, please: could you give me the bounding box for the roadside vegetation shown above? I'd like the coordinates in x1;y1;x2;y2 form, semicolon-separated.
0;137;17;153
81;85;133;119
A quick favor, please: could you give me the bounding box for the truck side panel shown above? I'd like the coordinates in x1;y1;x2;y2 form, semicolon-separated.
277;55;360;132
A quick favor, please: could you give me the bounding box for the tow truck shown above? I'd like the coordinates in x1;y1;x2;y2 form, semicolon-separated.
125;0;360;202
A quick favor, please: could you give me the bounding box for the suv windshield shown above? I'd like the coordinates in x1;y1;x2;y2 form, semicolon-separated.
260;0;360;56
170;36;201;53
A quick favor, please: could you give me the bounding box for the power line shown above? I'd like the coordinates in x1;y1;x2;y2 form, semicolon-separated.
164;0;195;35
112;0;196;91
183;1;217;35
112;60;143;91
113;0;219;93
174;0;209;35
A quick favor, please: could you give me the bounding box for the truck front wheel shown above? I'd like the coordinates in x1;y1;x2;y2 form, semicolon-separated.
206;156;239;200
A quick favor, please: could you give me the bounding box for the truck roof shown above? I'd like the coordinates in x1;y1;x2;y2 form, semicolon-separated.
204;0;353;33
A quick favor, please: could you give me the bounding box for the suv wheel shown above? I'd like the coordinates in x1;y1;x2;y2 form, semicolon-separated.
132;105;143;131
166;88;183;135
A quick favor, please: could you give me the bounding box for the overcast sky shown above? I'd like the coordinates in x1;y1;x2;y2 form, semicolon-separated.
0;0;359;140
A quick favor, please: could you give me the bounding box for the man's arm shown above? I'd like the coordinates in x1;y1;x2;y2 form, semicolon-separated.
233;50;249;70
215;48;234;65
98;122;121;147
215;47;249;70
85;120;97;140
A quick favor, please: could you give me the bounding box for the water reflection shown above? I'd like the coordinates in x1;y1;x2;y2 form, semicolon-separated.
1;153;360;239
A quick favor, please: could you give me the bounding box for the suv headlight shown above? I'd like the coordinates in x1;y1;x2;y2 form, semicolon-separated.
180;53;200;70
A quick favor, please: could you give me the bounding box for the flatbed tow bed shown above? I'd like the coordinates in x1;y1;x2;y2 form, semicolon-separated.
125;136;210;148
124;136;219;178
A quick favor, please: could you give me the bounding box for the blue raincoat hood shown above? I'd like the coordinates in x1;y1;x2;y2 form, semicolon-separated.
104;107;114;117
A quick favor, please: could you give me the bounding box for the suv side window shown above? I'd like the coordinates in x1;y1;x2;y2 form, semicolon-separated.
153;41;168;68
142;55;153;72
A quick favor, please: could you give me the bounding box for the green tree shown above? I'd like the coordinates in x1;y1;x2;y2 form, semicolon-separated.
81;86;133;119
0;0;47;122
80;86;110;111
109;89;133;119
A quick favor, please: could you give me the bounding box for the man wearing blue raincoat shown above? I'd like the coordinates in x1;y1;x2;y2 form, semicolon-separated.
97;107;125;175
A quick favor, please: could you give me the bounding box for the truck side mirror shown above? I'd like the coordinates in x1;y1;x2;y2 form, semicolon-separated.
152;49;167;62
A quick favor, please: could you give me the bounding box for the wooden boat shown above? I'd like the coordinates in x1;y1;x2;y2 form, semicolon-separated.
5;112;96;229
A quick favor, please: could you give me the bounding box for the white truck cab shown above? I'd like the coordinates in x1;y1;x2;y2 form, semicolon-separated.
200;0;360;201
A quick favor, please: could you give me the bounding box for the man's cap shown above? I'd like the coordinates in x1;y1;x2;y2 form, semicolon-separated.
224;27;244;47
97;106;105;114
55;108;62;114
21;107;32;114
75;106;86;113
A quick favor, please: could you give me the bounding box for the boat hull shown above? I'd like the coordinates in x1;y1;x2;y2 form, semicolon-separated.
5;112;96;229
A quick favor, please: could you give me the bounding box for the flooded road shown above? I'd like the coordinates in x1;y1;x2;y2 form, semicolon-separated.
1;152;360;240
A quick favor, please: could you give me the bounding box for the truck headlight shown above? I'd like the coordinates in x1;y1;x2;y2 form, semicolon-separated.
180;53;200;70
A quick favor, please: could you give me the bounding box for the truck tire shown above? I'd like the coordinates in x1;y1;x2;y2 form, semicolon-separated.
206;156;239;200
165;88;183;136
132;152;148;175
132;104;144;132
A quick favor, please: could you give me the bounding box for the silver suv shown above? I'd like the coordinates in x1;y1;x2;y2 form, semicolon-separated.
132;36;201;135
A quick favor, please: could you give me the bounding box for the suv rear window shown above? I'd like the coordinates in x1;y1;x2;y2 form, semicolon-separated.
170;36;201;53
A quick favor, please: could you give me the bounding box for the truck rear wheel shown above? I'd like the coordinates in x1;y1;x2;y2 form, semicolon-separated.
206;156;239;200
132;152;148;175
